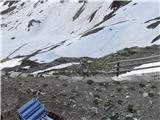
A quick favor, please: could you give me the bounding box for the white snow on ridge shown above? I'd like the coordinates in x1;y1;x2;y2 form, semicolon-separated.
22;66;30;69
0;58;24;70
32;62;80;74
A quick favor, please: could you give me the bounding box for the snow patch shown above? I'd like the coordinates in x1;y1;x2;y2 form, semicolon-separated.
0;58;24;70
121;62;160;76
113;62;160;81
32;62;80;74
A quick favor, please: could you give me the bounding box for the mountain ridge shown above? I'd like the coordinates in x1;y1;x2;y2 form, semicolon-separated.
1;0;160;64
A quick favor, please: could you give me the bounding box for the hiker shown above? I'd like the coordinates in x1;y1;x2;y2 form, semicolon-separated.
79;58;89;78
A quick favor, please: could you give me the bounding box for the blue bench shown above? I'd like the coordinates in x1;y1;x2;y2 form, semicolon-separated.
17;98;53;120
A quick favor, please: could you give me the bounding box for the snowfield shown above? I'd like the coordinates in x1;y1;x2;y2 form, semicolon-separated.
0;0;160;66
32;62;80;74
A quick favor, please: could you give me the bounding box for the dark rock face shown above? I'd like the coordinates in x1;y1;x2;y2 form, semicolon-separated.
1;6;17;15
20;2;25;7
144;17;160;43
110;1;131;10
147;21;160;29
28;19;41;28
1;0;20;15
151;34;160;43
82;27;105;37
3;0;19;8
73;3;86;21
144;17;160;23
33;0;45;8
93;10;116;28
20;60;39;68
11;37;15;40
88;10;98;23
1;23;7;28
60;0;64;3
27;19;41;31
79;0;87;3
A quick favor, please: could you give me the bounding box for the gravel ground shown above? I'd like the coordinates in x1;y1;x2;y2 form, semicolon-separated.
1;73;160;120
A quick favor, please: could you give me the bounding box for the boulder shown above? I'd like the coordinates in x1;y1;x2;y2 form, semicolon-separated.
20;73;29;78
10;72;21;78
1;71;6;76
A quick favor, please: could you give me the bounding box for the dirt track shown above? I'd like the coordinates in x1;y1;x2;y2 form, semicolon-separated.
1;73;160;120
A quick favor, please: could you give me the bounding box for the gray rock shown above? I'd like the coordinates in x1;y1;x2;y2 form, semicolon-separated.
126;113;133;117
59;75;70;80
10;72;21;78
20;73;29;78
126;95;130;99
90;107;98;114
125;116;134;120
143;92;148;97
81;117;88;120
1;71;6;76
148;91;155;97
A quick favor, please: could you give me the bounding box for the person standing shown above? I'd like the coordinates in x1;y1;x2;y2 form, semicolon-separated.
79;58;89;78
